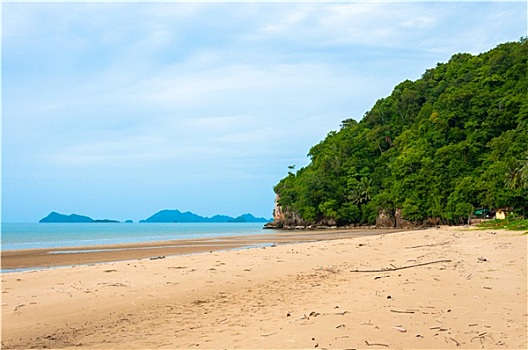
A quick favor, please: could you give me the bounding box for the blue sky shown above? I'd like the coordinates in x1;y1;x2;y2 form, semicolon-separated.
2;1;527;223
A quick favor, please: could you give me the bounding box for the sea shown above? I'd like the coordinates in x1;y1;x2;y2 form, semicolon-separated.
1;222;270;251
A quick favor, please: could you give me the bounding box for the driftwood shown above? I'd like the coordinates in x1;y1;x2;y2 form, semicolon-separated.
447;336;460;346
150;256;165;260
471;332;494;345
405;241;451;249
365;340;389;347
260;331;280;337
390;309;415;314
351;259;452;273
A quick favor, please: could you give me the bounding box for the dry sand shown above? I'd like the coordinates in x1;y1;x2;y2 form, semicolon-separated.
1;226;527;349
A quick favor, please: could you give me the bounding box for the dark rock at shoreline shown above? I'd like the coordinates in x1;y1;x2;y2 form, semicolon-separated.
264;220;344;230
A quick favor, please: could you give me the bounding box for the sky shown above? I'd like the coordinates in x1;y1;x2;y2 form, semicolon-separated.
2;1;527;223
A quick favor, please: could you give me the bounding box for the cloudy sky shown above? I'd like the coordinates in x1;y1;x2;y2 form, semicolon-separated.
2;1;526;223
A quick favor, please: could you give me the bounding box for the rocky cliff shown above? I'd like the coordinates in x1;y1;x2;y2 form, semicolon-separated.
266;198;440;230
264;196;338;229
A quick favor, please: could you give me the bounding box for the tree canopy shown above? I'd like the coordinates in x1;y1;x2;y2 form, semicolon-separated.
274;39;528;226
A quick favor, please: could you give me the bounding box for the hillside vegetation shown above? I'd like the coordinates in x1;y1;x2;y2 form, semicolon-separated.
274;39;528;227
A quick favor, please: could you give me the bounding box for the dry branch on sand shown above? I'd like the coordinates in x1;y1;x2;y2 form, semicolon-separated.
350;260;452;273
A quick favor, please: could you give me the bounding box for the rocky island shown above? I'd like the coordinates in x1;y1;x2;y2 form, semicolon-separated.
39;212;120;223
139;209;270;223
39;210;271;224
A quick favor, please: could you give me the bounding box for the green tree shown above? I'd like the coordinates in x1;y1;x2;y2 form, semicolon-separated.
273;39;528;226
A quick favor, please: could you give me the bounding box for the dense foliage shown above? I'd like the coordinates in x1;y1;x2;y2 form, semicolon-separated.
274;39;528;226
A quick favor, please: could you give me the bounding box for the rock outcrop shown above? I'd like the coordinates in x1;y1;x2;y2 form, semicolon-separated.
266;197;440;230
264;196;337;230
375;209;395;228
264;195;304;229
375;209;443;229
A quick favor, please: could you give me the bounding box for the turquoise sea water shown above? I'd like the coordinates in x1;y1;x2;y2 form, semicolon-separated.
1;222;269;251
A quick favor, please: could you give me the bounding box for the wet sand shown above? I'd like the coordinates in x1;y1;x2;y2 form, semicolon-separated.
2;226;526;349
1;228;398;270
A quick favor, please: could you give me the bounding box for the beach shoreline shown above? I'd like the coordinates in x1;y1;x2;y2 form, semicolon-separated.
2;226;526;349
1;228;400;271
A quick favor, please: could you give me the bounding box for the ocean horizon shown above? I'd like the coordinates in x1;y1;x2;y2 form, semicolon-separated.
1;222;270;251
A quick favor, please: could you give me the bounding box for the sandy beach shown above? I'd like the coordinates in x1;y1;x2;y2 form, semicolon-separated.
2;226;526;349
1;229;399;270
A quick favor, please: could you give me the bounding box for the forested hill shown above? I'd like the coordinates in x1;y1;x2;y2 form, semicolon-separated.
273;39;528;228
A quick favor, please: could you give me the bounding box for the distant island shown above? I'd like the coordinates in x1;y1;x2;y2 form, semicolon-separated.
39;212;120;223
39;210;271;223
139;209;270;223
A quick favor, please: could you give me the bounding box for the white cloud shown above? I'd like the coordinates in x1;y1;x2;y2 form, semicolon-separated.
3;1;527;221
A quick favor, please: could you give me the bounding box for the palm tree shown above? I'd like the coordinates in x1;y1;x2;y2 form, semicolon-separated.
349;177;372;205
505;163;521;189
505;158;528;190
520;160;528;189
359;177;372;203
